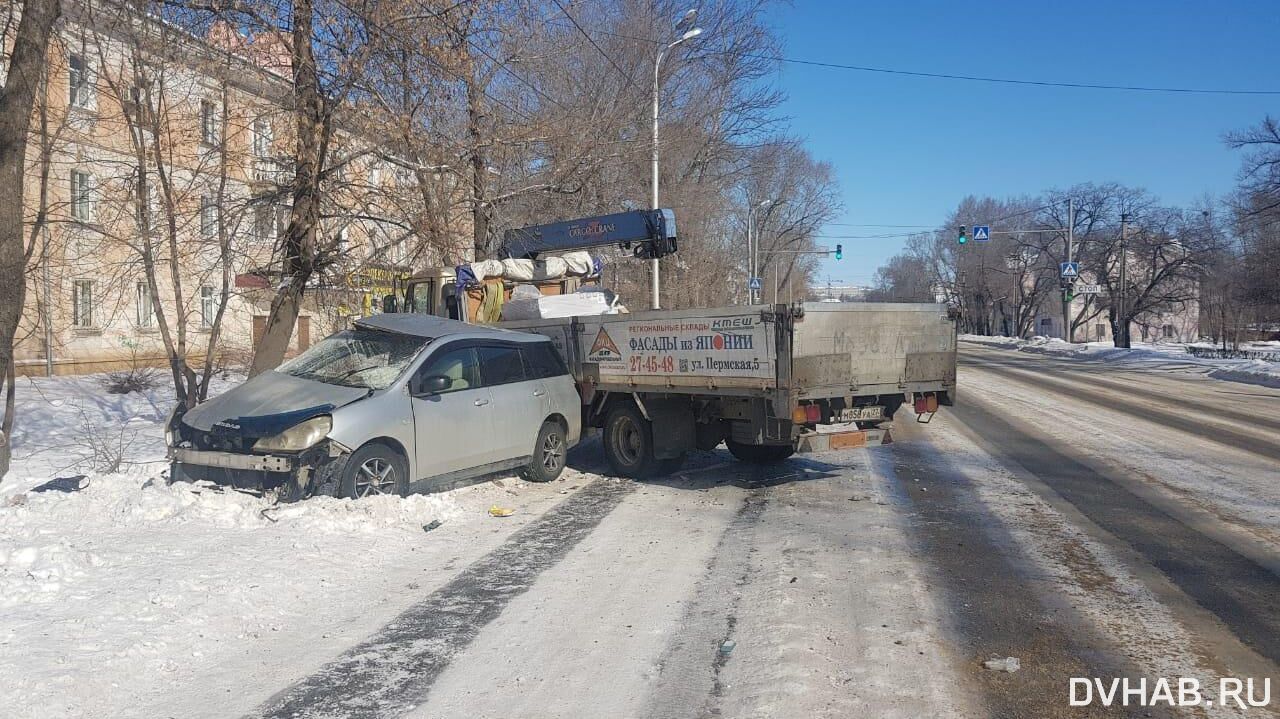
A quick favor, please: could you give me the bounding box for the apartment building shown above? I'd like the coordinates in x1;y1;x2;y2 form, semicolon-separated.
5;1;458;376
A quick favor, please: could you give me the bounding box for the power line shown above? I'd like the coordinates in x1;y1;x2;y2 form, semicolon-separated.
556;21;1280;97
824;222;935;228
549;0;635;89
755;55;1280;96
814;232;928;239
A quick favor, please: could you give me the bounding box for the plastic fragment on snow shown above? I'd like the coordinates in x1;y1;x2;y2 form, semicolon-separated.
488;505;515;518
422;519;443;532
719;640;736;655
31;475;89;493
983;656;1020;673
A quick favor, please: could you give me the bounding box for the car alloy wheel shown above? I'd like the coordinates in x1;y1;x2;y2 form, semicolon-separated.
541;430;565;473
355;457;398;497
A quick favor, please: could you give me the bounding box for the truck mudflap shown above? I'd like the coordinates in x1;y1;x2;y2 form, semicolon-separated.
796;426;892;453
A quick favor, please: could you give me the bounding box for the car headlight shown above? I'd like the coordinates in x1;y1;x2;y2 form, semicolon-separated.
252;416;332;452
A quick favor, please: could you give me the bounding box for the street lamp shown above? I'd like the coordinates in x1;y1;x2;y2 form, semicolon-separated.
747;199;776;304
651;15;704;310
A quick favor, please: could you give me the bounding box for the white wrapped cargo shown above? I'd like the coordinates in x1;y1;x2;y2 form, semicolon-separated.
501;258;536;280
562;251;594;276
533;256;569;280
470;259;506;281
501;291;614;321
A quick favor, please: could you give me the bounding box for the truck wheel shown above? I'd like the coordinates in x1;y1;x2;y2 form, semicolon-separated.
339;443;409;499
604;404;664;478
726;440;795;464
521;420;568;483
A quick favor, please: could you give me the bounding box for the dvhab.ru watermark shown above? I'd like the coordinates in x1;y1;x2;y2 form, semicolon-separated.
1070;678;1271;709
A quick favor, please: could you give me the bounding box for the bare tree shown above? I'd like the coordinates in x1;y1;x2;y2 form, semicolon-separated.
0;0;61;481
1225;117;1280;319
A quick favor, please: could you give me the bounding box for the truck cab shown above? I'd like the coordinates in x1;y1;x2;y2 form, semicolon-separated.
400;268;599;325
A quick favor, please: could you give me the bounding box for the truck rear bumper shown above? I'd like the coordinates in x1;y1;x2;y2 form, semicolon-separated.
796;427;892;453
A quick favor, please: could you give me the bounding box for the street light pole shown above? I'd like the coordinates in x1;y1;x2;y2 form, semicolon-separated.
746;198;775;304
651;20;703;310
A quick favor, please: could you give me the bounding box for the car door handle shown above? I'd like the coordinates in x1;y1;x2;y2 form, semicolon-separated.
474;398;490;407
532;389;546;397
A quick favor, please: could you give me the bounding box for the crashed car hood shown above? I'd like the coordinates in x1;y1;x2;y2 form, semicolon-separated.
181;370;370;435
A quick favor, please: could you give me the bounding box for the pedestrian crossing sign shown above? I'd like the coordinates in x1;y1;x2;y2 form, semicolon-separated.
972;225;990;242
1060;261;1080;279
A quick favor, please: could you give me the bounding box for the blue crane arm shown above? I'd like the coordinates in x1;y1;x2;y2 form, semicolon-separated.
499;209;678;260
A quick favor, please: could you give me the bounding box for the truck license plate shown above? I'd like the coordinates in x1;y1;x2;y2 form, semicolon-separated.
838;406;883;422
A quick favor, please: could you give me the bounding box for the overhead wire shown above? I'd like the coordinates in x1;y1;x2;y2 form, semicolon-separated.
552;21;1280;97
548;0;635;90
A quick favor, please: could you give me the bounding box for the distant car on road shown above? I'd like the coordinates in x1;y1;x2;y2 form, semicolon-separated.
167;314;581;500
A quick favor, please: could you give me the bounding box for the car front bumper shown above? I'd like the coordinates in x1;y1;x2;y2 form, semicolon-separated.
170;447;293;473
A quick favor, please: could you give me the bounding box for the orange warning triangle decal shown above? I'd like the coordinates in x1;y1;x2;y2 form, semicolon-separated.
588;327;621;360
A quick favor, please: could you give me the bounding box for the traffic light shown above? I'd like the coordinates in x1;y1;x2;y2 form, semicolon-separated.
834;243;843;260
957;225;967;245
1064;286;1075;302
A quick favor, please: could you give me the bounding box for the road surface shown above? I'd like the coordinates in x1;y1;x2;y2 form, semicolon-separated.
17;342;1279;718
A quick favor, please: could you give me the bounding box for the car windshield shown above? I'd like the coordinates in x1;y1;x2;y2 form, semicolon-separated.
278;329;428;389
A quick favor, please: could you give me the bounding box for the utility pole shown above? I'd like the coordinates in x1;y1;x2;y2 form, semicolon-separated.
1118;213;1128;348
650;18;704;311
1061;197;1075;342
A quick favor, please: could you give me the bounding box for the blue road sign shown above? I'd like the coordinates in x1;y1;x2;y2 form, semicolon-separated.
748;277;763;291
972;225;991;242
1060;261;1080;279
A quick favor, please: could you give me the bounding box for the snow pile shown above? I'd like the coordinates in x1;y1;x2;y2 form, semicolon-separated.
0;370;585;719
961;334;1280;388
3;372;240;482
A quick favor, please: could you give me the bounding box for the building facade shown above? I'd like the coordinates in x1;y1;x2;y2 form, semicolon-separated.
4;1;461;376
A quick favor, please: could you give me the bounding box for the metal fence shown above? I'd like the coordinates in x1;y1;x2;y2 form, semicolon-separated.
1185;346;1280;362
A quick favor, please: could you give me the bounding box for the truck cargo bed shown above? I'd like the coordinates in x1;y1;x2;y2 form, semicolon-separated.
500;302;956;404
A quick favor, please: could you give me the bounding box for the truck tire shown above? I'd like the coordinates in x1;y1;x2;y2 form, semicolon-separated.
603;404;673;478
726;440;795;464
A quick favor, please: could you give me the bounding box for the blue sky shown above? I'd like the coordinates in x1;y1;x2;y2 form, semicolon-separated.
761;1;1280;287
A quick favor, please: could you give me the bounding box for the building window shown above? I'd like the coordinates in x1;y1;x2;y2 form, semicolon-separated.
1162;324;1174;339
252;117;272;158
68;53;93;109
336;226;349;254
1039;318;1052;328
200;99;219;145
136;281;155;327
126;81;153;125
71;170;95;222
200;286;216;328
72;280;93;327
200;195;219;240
252;202;277;244
1095;323;1107;338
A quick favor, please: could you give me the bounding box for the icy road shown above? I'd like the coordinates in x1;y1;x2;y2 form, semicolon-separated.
2;343;1279;718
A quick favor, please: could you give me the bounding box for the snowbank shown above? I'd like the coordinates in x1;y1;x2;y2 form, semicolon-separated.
960;334;1280;388
0;370;589;718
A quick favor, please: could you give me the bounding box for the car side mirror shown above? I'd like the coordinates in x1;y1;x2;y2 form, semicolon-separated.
412;374;452;397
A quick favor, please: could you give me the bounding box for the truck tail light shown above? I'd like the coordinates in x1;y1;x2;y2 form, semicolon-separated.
805;405;821;423
792;407;807;424
914;394;939;414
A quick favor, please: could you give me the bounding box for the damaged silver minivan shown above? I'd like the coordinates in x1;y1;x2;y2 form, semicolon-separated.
166;314;581;500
